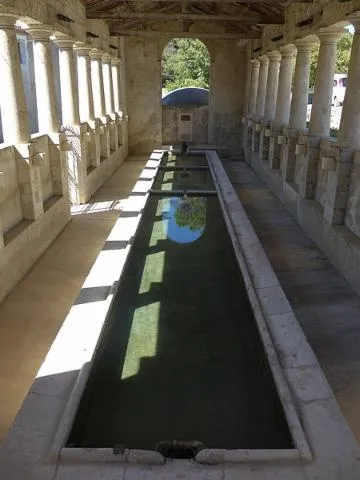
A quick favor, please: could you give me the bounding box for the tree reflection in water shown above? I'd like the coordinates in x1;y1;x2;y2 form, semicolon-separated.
164;196;206;244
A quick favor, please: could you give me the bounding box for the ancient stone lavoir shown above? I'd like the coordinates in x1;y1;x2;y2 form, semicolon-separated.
1;2;360;480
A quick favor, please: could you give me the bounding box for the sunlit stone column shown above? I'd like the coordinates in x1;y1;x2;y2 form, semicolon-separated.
248;59;260;116
0;14;30;143
255;55;269;118
90;49;106;119
309;29;344;136
55;35;80;126
102;53;115;115
27;25;60;133
269;45;296;169
111;57;122;113
289;38;317;131
274;45;297;128
282;38;318;182
338;15;360;149
260;50;281;161
264;50;281;124
74;43;95;123
322;16;360;225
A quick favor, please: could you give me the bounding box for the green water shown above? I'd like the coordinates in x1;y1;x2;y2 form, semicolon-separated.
68;186;292;449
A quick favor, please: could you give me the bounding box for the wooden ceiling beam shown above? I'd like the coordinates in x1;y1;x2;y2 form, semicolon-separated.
109;30;261;39
87;12;284;24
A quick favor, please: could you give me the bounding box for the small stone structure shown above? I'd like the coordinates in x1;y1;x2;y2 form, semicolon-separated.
162;87;209;145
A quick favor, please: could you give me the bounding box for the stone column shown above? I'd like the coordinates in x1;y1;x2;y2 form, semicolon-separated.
282;38;317;182
289;38;317;131
255;55;269;118
309;29;344;136
27;25;60;133
299;29;343;201
90;49;106;119
274;45;297;128
264;50;281;124
102;53;115;116
338;16;360;150
0;14;30;143
269;45;296;169
74;43;95;123
55;35;80;126
323;16;360;225
248;59;260;116
111;57;122;113
260;51;281;161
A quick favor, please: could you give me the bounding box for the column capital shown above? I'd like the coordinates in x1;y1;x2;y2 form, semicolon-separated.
250;58;260;66
267;50;281;62
295;35;318;52
0;13;19;29
89;48;104;60
258;54;269;64
26;24;54;41
54;34;74;49
316;27;345;44
111;57;121;66
102;53;112;63
279;44;297;57
74;41;92;56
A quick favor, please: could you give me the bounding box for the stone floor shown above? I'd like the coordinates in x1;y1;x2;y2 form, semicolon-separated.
0;157;147;442
226;159;360;444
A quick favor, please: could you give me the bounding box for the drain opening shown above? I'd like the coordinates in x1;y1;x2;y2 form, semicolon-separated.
155;440;205;459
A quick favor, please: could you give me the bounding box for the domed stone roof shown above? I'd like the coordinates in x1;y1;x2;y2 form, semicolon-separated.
162;87;209;107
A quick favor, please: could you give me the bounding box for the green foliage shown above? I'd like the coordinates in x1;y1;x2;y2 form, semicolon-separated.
162;39;210;91
174;197;206;232
309;32;353;88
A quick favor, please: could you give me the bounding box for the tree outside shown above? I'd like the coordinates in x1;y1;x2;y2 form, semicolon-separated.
162;39;210;92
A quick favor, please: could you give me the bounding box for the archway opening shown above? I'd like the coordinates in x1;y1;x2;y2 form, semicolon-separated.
161;38;210;146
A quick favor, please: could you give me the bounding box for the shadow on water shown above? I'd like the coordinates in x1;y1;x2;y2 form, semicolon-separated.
68;155;293;452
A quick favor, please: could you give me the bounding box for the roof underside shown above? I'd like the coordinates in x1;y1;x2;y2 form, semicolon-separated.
83;1;312;39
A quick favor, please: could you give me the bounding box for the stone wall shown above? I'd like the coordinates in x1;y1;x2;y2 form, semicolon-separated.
162;106;209;145
208;40;247;155
125;37;162;154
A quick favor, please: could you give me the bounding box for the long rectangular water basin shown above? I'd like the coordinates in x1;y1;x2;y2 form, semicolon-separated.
66;153;297;459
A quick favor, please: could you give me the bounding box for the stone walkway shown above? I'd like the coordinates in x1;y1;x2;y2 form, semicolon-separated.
226;159;360;444
0;157;147;441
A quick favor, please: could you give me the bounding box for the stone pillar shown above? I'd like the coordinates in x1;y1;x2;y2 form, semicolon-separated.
338;16;360;150
27;25;60;133
102;53;115;116
0;14;30;143
289;38;317;131
309;29;344;136
90;49;106;119
248;59;260;116
299;30;343;201
269;45;296;169
246;59;260;154
264;51;281;124
55;35;80;126
255;55;269;118
74;43;95;123
260;51;281;161
111;57;122;113
323;16;360;225
274;45;297;128
282;38;317;182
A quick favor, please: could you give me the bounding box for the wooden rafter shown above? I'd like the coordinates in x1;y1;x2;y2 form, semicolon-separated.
83;1;309;37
